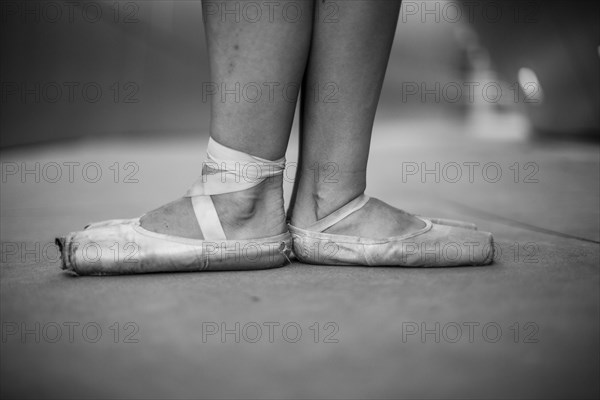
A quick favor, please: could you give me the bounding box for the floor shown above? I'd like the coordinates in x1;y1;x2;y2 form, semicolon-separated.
1;117;598;399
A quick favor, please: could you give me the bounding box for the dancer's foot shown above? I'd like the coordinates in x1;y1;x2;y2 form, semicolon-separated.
289;193;494;267
140;175;287;240
56;138;293;275
291;194;426;239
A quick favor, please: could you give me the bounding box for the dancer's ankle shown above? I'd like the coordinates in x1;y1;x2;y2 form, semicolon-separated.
291;172;366;227
214;175;287;239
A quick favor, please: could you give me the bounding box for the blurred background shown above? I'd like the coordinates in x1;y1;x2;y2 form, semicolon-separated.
1;1;599;399
2;0;598;147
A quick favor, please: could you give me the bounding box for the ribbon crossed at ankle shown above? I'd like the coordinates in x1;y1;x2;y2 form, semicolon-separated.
185;137;286;197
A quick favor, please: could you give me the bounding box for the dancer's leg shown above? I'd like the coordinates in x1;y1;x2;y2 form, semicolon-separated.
142;0;314;240
290;0;425;237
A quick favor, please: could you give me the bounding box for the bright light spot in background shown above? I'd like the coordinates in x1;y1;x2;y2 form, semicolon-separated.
518;67;544;103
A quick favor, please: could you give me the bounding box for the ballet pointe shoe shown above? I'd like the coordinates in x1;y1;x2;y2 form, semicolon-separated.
289;194;493;267
56;138;292;275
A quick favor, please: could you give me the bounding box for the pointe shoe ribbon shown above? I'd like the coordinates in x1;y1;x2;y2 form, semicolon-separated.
56;138;292;275
288;194;494;267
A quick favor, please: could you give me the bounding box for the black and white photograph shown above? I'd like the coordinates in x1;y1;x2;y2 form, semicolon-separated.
1;0;598;398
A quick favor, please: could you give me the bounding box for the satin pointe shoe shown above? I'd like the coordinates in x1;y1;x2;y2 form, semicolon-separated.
289;194;494;267
56;138;292;275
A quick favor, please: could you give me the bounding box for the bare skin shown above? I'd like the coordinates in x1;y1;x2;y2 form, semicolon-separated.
289;0;425;237
142;0;425;241
141;0;313;240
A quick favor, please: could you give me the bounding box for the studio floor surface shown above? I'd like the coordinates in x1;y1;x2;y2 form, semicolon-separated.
1;118;599;399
